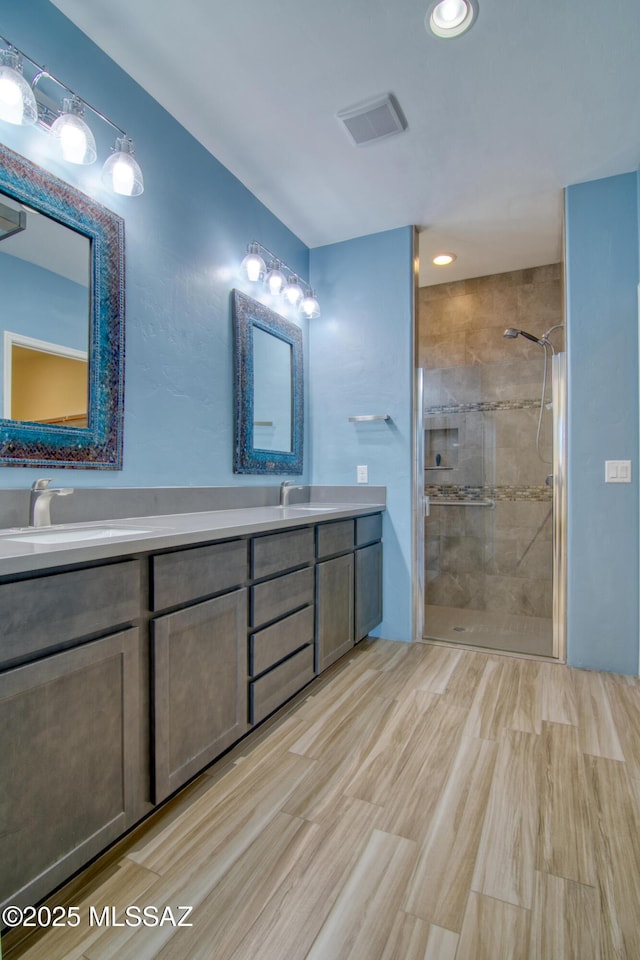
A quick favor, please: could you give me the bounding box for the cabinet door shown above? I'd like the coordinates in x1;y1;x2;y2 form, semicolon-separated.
355;541;383;641
316;553;354;673
152;589;248;802
0;628;140;911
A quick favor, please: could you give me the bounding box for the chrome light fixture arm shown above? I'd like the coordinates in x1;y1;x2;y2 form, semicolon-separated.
241;239;320;319
0;33;144;195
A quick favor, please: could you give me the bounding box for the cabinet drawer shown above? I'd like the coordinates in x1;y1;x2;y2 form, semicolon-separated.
250;605;315;677
250;644;315;724
251;566;314;628
356;513;383;546
316;520;354;559
252;527;314;579
151;539;247;611
0;560;140;668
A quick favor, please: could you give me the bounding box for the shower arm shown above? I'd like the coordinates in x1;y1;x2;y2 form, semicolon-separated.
541;323;565;353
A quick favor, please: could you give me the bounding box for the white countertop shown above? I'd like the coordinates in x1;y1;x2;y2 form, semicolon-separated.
0;502;385;577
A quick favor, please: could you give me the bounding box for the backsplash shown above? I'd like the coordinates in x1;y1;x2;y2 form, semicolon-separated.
0;485;386;530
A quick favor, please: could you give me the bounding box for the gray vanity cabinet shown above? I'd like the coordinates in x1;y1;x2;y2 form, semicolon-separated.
354;514;383;641
316;551;355;673
151;590;248;803
248;528;315;724
316;520;355;673
0;626;141;911
149;539;249;801
0;509;383;919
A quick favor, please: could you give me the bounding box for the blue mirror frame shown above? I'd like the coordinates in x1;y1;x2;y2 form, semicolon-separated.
232;289;303;474
0;142;124;469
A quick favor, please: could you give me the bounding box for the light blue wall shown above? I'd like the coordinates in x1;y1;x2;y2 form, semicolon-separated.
565;172;639;673
0;0;310;487
310;227;414;642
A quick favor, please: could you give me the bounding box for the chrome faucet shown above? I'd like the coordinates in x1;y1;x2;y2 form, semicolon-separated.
29;478;74;527
280;480;304;507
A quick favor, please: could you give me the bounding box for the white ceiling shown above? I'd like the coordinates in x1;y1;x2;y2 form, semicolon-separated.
51;0;640;285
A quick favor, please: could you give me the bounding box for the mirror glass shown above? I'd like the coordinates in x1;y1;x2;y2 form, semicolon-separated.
0;141;125;469
252;326;292;453
232;289;303;475
0;193;90;426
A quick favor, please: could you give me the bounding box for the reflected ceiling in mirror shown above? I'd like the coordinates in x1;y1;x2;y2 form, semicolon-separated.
233;289;303;475
0;141;124;468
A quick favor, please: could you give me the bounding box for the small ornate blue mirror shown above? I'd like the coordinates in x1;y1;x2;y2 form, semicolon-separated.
0;141;124;469
232;289;303;474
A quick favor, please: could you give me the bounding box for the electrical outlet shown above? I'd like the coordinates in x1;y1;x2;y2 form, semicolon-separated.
357;465;368;484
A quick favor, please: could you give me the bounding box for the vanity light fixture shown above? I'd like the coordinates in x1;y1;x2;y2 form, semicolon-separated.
433;252;457;266
240;242;267;283
101;137;144;196
426;0;478;38
0;49;37;126
50;97;97;165
0;33;144;196
265;259;286;296
240;240;320;318
283;275;304;308
300;289;320;319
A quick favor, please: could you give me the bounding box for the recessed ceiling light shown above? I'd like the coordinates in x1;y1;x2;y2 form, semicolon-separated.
433;253;457;266
426;0;478;38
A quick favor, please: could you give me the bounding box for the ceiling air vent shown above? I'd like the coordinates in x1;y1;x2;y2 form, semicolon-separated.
337;93;408;147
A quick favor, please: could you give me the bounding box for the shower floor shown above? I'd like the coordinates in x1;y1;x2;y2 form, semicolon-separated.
423;604;554;658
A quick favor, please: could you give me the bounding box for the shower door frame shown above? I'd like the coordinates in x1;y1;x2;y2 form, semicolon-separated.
411;272;567;663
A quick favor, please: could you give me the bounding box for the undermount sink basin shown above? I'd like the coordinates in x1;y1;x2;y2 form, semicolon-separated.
2;526;153;545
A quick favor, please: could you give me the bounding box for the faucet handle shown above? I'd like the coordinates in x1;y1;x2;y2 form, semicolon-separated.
31;478;52;491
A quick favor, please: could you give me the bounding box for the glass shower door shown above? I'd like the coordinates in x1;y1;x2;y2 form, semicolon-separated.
423;359;559;658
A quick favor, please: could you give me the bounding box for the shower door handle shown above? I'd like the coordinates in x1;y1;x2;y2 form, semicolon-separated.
424;495;430;517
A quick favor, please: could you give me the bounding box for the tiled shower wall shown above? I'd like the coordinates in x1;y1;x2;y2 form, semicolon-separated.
419;264;563;620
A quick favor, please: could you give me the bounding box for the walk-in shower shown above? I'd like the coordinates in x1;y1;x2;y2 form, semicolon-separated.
418;265;566;658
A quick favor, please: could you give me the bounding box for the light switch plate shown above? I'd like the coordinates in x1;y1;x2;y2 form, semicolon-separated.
357;465;368;484
605;460;632;483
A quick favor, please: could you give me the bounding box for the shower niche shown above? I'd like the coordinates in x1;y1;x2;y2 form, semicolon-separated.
425;425;458;471
424;413;486;488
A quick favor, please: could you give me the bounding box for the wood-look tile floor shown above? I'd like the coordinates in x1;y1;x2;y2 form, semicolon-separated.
6;639;640;960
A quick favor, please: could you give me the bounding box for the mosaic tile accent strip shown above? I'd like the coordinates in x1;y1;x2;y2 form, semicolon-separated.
425;399;542;417
426;483;552;503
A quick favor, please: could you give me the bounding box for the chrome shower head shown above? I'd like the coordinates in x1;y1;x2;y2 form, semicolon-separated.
503;328;520;339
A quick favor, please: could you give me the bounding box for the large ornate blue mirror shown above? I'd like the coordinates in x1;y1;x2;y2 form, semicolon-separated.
0;141;124;468
232;289;303;474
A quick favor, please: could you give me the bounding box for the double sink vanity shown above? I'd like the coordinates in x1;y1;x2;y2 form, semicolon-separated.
0;486;384;913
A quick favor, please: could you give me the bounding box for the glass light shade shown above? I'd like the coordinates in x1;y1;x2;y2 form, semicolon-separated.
428;0;477;37
300;290;320;319
283;276;303;307
0;51;37;126
101;137;144;196
265;260;285;295
51;98;97;165
241;244;266;283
